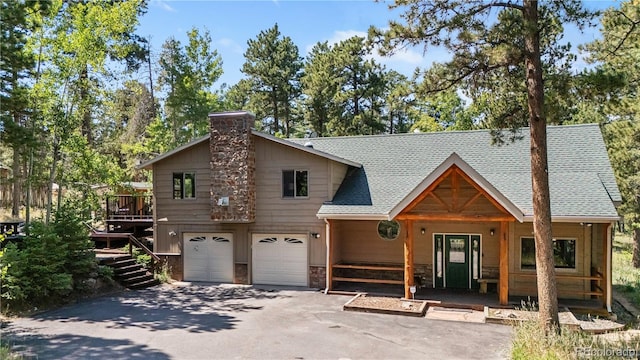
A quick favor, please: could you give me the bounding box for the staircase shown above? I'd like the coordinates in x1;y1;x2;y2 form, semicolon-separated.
100;255;160;289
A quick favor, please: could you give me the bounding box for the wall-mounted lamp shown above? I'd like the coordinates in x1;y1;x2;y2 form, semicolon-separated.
490;229;495;236
310;232;321;239
420;228;426;235
169;230;177;237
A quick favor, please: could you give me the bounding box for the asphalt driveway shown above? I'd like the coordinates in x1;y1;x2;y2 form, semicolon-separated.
2;283;513;359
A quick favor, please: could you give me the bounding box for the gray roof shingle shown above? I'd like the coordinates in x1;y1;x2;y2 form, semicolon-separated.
289;124;620;221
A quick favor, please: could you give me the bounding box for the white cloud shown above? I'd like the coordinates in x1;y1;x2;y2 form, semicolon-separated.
305;29;427;69
152;0;176;13
216;38;244;55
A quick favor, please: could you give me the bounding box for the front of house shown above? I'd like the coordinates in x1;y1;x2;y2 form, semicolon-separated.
139;111;620;310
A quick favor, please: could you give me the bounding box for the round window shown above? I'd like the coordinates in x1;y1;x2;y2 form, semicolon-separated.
377;220;400;241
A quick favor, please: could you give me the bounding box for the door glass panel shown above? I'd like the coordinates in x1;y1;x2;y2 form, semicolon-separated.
449;238;466;263
436;236;443;278
472;238;479;280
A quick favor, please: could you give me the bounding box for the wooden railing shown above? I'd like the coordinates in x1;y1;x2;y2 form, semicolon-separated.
128;234;161;265
515;272;604;297
331;263;404;285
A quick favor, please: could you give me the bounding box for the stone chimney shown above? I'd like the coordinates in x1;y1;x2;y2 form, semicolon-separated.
209;111;256;222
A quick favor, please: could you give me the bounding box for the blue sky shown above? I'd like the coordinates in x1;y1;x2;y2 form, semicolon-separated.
138;0;617;89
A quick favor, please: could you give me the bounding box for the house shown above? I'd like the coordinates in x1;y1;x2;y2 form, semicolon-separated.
138;111;620;310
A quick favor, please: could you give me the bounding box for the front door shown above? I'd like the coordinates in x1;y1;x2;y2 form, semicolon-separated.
445;235;469;288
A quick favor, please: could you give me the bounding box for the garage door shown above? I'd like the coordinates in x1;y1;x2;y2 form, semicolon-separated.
183;233;234;282
252;234;308;286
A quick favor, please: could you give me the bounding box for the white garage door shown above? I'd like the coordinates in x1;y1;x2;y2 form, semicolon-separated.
183;233;234;283
252;234;308;286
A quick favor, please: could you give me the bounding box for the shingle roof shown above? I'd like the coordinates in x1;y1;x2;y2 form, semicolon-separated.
289;124;621;222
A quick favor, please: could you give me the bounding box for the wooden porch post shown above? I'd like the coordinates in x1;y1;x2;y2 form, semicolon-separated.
499;221;509;305
404;220;414;299
603;223;611;311
325;219;333;293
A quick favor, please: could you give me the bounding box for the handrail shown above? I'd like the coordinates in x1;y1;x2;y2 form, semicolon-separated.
128;234;161;263
515;273;602;281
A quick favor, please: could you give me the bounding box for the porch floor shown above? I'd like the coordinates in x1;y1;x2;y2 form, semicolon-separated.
331;283;605;310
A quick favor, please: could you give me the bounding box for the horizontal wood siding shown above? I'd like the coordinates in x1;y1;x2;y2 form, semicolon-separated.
335;220;498;268
153;141;212;223
509;222;593;299
153;136;333;270
330;162;348;199
337;220;404;264
253;137;329;266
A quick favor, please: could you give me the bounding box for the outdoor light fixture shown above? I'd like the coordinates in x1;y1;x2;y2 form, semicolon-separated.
490;229;495;236
311;232;321;239
421;228;426;235
169;230;177;237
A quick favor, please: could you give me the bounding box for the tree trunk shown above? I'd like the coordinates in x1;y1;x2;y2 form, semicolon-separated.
80;65;93;145
11;147;21;218
633;227;640;268
46;138;60;224
523;0;560;331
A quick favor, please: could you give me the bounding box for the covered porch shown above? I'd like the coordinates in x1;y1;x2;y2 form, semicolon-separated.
323;161;612;310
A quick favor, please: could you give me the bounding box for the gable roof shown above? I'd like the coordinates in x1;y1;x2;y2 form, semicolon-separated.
389;152;525;222
289;124;621;222
137;130;361;170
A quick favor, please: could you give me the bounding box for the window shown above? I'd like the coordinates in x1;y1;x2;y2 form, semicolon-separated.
282;170;308;198
377;220;400;241
173;172;195;199
520;237;576;270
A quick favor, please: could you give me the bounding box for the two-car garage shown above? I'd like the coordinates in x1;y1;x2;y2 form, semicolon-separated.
182;232;308;287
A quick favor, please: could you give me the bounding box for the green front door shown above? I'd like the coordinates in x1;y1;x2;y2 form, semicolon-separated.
445;235;470;288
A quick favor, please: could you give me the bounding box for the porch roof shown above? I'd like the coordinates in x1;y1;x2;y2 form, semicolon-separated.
288;124;621;222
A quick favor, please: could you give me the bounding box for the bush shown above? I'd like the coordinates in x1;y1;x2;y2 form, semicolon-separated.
122;244;152;269
0;202;96;312
97;264;114;280
154;261;172;283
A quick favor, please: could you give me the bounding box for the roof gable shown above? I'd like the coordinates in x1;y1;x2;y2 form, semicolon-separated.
391;153;523;222
137;131;361;170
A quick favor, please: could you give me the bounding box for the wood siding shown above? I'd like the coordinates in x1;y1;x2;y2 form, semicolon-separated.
335;220;499;269
153;136;330;270
330;162;348;199
509;222;598;299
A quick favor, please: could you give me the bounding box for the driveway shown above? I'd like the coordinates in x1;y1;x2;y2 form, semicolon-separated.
2;284;512;359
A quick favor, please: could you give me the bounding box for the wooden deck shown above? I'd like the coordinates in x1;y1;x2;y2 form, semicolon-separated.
90;232;131;249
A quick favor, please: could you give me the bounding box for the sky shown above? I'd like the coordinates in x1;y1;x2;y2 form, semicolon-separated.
137;0;618;89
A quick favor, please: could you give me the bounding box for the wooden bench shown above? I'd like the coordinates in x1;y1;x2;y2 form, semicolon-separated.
332;263;404;285
478;278;499;294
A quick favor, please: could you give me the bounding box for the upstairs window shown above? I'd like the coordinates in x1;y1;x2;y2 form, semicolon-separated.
282;170;308;198
173;172;195;199
521;237;576;270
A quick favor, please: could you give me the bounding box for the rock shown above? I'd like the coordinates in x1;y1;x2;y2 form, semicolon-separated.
84;278;97;289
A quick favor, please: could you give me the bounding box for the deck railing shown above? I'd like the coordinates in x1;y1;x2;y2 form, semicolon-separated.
106;194;153;220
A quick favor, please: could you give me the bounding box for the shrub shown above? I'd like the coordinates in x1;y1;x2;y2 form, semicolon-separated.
0;202;96;312
97;265;114;280
154;261;172;283
122;244;152;269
